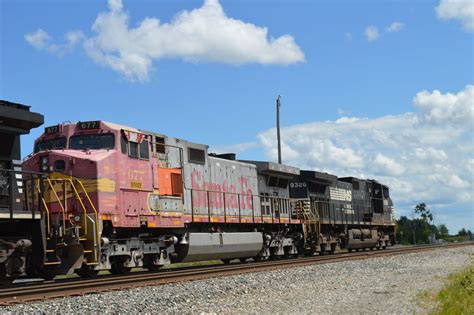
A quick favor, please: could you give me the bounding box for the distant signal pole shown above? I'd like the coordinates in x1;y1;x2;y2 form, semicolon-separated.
276;95;282;164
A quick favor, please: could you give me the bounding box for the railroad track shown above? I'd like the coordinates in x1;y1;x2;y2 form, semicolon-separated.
1;242;472;305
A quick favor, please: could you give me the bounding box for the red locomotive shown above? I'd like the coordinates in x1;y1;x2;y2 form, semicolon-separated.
9;118;395;280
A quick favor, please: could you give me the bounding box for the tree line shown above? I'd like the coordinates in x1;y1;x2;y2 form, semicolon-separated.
396;203;473;245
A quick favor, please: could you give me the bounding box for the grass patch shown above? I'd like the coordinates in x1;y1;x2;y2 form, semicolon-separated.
417;254;474;315
416;256;473;314
431;259;474;315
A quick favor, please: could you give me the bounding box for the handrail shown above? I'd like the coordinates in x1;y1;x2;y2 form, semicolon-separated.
74;179;100;247
67;179;90;236
46;178;67;233
37;176;100;261
313;201;321;236
36;179;51;234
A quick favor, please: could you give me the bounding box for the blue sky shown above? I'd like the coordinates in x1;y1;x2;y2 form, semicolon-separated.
1;0;473;233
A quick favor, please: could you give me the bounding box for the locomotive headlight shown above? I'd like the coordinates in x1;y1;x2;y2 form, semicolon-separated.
41;156;49;165
40;156;49;172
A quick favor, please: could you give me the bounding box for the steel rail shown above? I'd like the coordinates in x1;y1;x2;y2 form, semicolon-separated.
1;242;472;305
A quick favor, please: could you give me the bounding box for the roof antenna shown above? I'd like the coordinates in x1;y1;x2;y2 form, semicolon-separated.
276;95;282;164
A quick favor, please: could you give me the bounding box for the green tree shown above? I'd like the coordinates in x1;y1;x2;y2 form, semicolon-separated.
458;228;468;236
414;203;433;222
437;224;449;239
396;215;438;245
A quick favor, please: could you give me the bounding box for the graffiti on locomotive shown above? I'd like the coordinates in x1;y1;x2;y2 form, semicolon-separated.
191;170;254;210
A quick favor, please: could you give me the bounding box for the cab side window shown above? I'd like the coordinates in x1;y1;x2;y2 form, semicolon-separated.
139;140;149;160
121;134;127;154
129;142;139;158
121;131;149;160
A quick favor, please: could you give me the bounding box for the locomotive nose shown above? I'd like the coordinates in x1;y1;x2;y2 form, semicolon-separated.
25;152;69;174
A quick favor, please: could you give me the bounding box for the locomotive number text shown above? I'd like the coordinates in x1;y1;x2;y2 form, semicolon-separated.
290;182;307;188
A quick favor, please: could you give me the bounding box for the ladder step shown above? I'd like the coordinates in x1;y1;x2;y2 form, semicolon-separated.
84;250;93;253
86;262;99;265
46;249;55;253
44;261;61;265
79;237;87;241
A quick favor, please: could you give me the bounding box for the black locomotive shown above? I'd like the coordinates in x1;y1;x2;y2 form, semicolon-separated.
0;100;45;283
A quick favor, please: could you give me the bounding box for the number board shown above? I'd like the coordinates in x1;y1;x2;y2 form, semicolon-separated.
289;180;308;198
45;125;62;134
78;121;101;130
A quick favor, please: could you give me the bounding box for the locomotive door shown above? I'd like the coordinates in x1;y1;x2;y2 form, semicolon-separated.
272;191;280;222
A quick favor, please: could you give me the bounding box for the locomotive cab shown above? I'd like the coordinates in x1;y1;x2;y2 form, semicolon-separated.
365;180;394;225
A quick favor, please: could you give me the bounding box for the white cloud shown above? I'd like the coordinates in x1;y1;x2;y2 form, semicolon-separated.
337;107;350;116
365;26;380;42
373;153;406;176
386;22;405;33
344;32;353;41
25;29;84;56
436;0;474;32
413;84;474;126
108;0;123;11
25;29;51;50
225;85;474;228
31;0;300;82
445;174;470;188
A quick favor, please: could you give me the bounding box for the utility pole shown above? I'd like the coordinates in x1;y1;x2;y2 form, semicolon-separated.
412;209;416;245
276;95;282;164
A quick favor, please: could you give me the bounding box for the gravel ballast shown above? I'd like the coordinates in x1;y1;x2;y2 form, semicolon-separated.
3;246;473;314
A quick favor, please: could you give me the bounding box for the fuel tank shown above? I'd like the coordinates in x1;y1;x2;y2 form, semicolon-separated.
178;232;263;262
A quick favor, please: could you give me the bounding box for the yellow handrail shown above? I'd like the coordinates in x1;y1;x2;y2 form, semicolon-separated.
36;176;100;256
67;179;89;236
313;201;321;236
40;198;51;234
46;178;66;233
36;179;51;234
74;179;100;245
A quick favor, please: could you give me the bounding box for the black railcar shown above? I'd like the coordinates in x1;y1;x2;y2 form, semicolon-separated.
0;100;45;283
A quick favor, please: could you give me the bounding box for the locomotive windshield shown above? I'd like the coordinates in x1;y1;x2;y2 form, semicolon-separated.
69;134;115;150
34;137;67;153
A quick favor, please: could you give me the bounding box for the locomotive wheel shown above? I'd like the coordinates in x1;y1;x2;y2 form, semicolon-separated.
221;259;231;264
0;266;12;285
239;258;248;263
319;244;327;255
76;264;99;278
110;257;132;275
330;243;337;254
39;267;57;281
144;255;162;272
270;253;281;260
0;274;14;286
